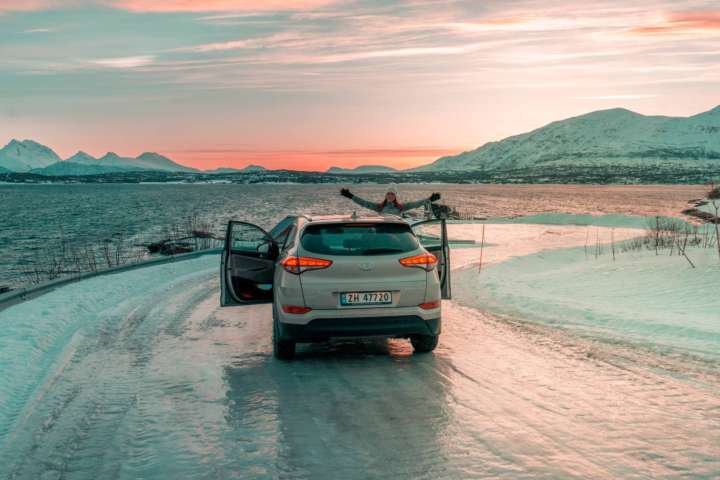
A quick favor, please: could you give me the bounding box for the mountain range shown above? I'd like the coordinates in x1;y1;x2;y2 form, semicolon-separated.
0;141;202;175
67;151;199;173
2;105;719;177
415;106;720;171
204;165;267;174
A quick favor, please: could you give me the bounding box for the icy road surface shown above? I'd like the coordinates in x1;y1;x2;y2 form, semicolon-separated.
1;224;719;479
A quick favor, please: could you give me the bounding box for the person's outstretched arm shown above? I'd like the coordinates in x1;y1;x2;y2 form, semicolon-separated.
402;192;441;211
340;188;379;211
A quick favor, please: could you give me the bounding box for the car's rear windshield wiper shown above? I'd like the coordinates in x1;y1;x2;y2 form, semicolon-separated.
362;248;404;255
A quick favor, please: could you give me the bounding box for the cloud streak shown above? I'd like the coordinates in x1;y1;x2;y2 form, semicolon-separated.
22;27;55;33
91;55;155;68
629;10;720;35
110;0;341;13
0;0;66;12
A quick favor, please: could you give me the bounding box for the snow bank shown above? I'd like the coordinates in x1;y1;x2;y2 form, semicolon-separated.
445;222;644;270
482;212;677;228
0;255;218;447
697;199;719;217
450;212;694;229
455;245;720;360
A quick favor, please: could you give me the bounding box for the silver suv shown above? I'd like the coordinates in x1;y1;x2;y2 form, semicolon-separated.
220;214;451;359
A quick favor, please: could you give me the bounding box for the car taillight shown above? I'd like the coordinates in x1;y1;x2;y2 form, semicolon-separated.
282;305;312;314
281;256;333;274
399;253;437;271
419;300;441;310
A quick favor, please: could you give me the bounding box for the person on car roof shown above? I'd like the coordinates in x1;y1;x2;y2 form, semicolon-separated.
340;185;441;216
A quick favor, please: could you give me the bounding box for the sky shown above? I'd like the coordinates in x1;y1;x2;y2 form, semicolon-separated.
0;0;718;171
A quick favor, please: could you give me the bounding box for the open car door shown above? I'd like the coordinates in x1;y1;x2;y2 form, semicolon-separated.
220;221;279;306
411;219;451;299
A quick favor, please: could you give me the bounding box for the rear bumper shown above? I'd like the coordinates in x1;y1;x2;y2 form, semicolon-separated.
278;316;441;342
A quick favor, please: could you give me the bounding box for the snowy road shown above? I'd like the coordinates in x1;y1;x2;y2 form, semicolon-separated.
1;225;719;479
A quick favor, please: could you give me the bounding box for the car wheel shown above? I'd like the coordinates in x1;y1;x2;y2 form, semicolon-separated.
273;311;296;360
410;334;439;353
274;339;296;360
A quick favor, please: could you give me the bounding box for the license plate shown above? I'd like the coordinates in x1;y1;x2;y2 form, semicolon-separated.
340;291;392;306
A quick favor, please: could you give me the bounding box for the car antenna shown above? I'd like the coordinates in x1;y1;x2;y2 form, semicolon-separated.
351;210;358;219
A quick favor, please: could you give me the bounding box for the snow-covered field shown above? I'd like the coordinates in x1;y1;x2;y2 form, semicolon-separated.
456;243;720;361
445;220;644;270
697;198;720;218
1;220;718;479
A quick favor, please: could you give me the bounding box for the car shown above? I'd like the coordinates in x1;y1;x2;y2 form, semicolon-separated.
219;214;451;359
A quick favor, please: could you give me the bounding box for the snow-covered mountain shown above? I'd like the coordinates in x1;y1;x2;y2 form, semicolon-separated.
66;151;98;165
0;139;61;172
37;151;139;174
206;165;267;174
415;106;720;171
327;165;398;174
134;152;199;173
0;140;201;174
86;152;198;173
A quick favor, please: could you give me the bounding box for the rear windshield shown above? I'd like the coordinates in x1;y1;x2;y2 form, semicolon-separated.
301;223;419;256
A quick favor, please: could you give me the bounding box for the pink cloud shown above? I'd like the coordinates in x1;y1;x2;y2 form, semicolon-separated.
110;0;340;12
0;0;67;12
629;11;720;35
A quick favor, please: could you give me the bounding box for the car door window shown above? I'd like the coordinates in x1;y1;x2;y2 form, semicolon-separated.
411;219;452;299
229;222;272;256
221;221;277;306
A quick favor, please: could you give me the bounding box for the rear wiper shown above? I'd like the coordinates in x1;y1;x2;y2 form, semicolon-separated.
362;248;403;255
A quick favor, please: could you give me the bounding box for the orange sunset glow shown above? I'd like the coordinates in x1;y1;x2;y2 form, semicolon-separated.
166;148;464;171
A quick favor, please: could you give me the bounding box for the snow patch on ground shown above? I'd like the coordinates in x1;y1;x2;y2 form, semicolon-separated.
481;213;671;228
446;222;644;270
0;255;217;447
455;245;720;361
697;199;720;217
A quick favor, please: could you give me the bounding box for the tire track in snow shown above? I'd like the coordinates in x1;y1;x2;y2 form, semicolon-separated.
434;302;720;478
0;260;219;479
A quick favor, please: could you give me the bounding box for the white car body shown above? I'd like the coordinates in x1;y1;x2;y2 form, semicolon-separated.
220;214;451;358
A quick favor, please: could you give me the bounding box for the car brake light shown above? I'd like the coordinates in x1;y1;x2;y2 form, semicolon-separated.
419;300;441;310
282;305;312;314
281;256;333;274
399;254;437;271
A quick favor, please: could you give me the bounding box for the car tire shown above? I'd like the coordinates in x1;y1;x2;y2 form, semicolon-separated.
410;334;439;353
274;339;296;360
272;308;296;360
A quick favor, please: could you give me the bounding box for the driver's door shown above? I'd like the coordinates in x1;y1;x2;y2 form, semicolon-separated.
220;221;279;306
411;219;451;299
